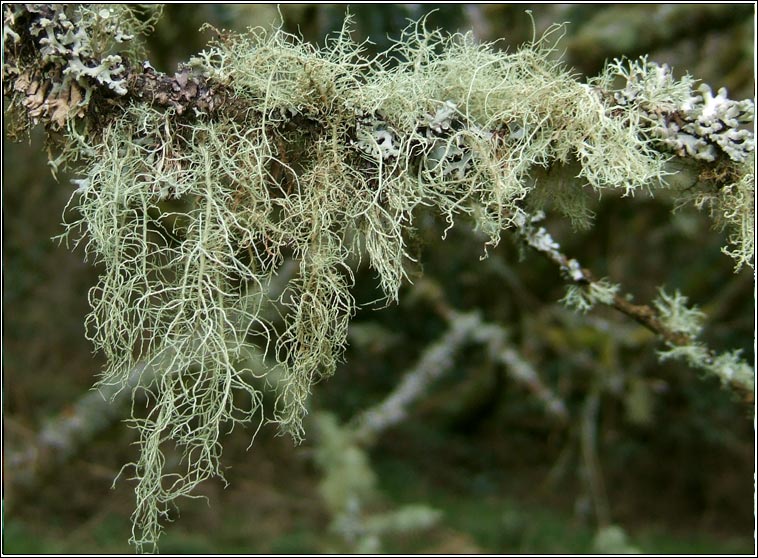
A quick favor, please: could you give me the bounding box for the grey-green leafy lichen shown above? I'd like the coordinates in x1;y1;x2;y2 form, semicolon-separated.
596;57;754;164
2;6;754;552
593;57;755;269
3;4;159;133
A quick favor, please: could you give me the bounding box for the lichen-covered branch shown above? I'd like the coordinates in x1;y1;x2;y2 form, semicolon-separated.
313;410;441;552
476;324;569;422
350;278;568;442
322;299;566;550
515;210;754;401
2;4;754;551
1;5;238;128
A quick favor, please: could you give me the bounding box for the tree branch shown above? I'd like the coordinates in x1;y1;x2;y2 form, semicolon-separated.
514;209;754;402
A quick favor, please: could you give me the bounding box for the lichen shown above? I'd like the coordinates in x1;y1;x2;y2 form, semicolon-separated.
690;158;755;271
594;57;755;269
658;345;754;392
561;279;621;313
654;288;753;393
652;288;705;338
2;3;161;176
3;7;754;551
314;412;441;553
596;56;755;164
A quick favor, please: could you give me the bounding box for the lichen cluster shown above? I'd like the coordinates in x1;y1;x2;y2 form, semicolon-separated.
3;5;754;552
603;57;754;163
653;289;754;390
594;57;755;269
2;4;158;135
314;412;441;552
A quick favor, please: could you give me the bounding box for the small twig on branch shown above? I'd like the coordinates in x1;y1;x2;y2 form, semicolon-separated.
514;209;754;402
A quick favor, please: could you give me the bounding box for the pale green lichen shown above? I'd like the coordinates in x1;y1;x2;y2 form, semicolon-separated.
314;412;440;553
654;288;753;392
652;288;705;338
710;350;755;389
561;279;621;313
4;9;746;551
691;158;755;271
658;345;754;393
65;111;273;550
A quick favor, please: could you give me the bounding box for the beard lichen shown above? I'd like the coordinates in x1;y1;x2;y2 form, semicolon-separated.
4;8;749;551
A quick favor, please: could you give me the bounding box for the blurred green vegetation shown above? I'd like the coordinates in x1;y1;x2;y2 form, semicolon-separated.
3;4;754;554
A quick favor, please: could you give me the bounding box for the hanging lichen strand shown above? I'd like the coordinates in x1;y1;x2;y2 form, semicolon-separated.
3;5;754;552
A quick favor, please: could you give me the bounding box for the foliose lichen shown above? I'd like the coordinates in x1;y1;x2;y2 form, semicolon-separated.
599;57;755;164
593;57;755;270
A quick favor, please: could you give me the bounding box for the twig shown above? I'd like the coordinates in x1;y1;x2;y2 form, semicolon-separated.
514;209;755;402
408;277;569;422
350;311;482;444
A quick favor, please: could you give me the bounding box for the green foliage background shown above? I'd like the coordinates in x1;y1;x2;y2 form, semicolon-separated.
3;4;754;553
